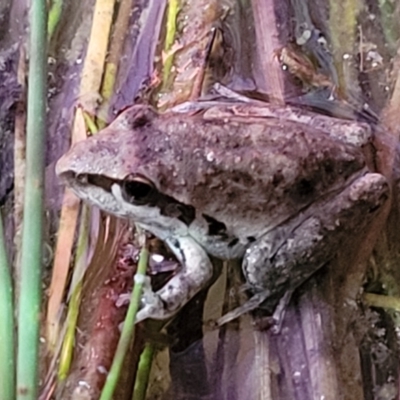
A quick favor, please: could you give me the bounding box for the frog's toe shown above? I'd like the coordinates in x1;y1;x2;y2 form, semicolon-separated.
216;291;271;326
135;292;171;322
135;283;171;323
215;289;293;332
133;276;163;322
135;302;162;323
270;290;293;334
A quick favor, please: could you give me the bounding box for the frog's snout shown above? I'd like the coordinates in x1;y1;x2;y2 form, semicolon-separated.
55;152;71;178
55;137;106;179
55;137;89;178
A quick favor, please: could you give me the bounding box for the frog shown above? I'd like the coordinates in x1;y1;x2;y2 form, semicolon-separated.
56;101;389;326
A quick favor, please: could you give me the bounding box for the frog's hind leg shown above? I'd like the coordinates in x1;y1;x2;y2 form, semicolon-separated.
217;173;389;330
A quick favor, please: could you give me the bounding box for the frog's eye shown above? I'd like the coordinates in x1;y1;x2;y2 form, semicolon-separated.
121;175;157;205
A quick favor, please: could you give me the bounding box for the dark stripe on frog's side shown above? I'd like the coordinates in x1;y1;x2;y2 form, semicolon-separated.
159;198;248;253
202;214;227;237
160;200;195;226
202;214;245;247
228;238;239;247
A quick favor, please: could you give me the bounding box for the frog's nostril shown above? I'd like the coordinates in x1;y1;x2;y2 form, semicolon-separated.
59;172;89;186
76;174;88;184
57;170;77;185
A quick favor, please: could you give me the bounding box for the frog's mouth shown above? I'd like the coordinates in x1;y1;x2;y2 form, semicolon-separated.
59;171;196;226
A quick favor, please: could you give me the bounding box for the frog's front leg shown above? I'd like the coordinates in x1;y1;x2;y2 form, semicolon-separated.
136;235;213;323
218;172;389;327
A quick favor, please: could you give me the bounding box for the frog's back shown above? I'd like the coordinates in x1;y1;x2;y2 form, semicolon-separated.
132;112;365;236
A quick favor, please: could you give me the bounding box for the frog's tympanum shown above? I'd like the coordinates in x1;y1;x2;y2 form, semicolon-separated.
56;103;389;325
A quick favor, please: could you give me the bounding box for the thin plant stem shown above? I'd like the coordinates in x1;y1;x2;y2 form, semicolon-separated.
57;281;83;381
58;204;90;381
165;0;179;50
48;0;63;42
363;293;400;312
100;244;149;400
132;343;155;400
0;215;15;400
16;0;47;398
97;0;133;128
162;0;180;87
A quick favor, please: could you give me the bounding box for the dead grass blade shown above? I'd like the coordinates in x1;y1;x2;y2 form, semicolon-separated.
46;0;116;354
13;45;27;297
251;0;285;103
98;0;133;127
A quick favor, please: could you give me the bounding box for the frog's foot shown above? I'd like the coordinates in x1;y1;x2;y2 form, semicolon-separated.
135;235;213;323
135;275;165;323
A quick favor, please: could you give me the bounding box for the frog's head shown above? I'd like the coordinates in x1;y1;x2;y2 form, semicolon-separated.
56;105;194;236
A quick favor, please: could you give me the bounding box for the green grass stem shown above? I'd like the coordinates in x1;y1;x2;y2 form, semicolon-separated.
162;0;180;86
165;0;179;51
363;292;400;312
132;343;155;400
58;204;90;381
57;281;82;381
16;0;47;398
47;0;63;42
0;215;15;400
100;245;149;400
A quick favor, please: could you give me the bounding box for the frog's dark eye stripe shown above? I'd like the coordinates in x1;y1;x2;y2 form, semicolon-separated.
161;202;195;225
121;175;158;205
228;238;239;247
203;214;228;237
86;174;114;192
